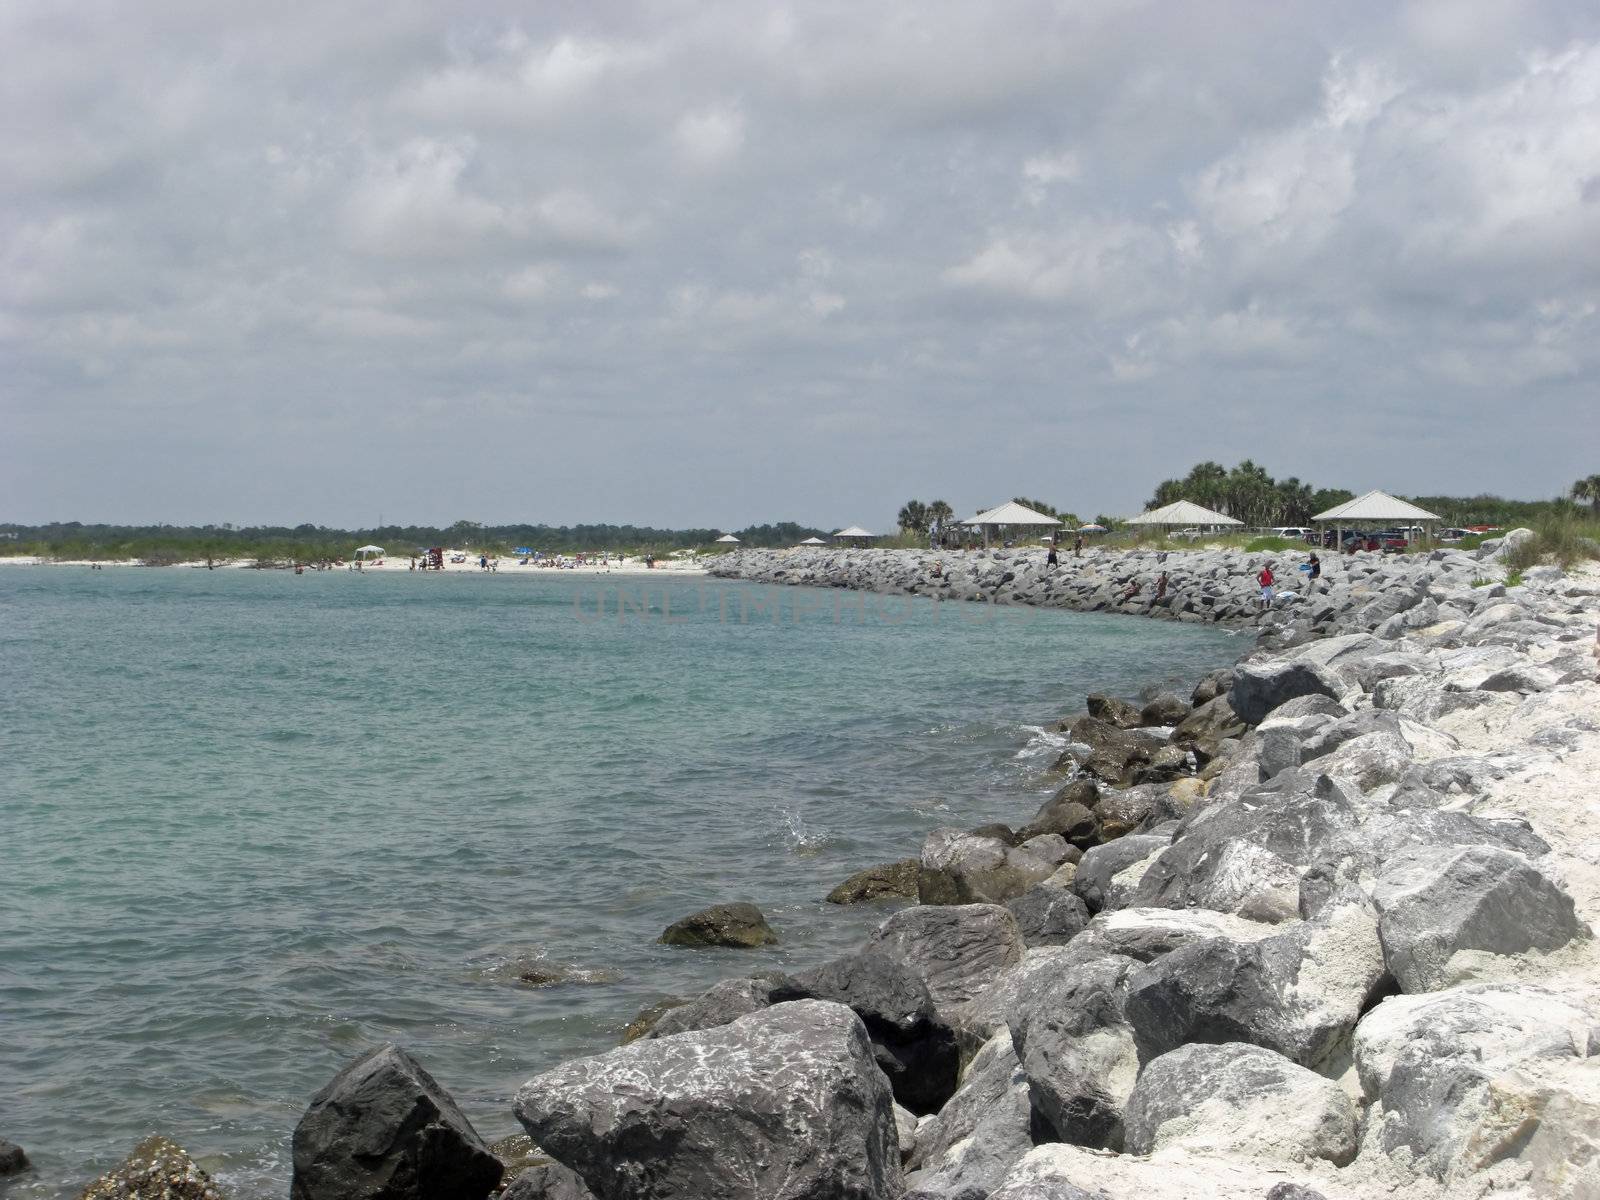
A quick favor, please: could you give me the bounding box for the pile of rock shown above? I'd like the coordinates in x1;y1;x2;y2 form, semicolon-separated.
65;543;1600;1200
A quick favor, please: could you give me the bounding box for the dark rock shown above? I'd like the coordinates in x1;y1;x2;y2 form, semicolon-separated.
828;860;921;904
1190;668;1236;707
772;948;959;1113
514;1001;903;1200
78;1136;223;1200
619;998;687;1044
488;1133;553;1178
1229;660;1343;725
1139;693;1190;727
1017;833;1073;866
658;902;778;948
0;1139;27;1176
903;1030;1034;1200
868;904;1025;1023
1371;845;1590;992
1122;1042;1358;1165
502;1162;596;1200
1093;785;1174;840
1086;693;1143;729
647;975;787;1039
1169;695;1249;761
968;823;1020;845
1072;836;1169;913
291;1044;501;1200
918;829;1055;905
1020;786;1101;844
1005;881;1090;947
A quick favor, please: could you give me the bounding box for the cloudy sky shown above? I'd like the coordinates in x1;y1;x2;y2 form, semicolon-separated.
4;1;1597;529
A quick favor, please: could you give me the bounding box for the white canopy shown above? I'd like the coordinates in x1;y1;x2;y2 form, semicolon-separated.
715;534;741;543
1311;490;1441;522
354;544;385;555
959;501;1062;527
798;536;827;545
1125;500;1242;527
833;526;876;538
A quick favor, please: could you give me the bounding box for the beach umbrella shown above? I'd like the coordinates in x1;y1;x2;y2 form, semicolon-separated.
1077;524;1107;533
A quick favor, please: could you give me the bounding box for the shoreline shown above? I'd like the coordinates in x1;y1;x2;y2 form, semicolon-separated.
32;536;1600;1200
0;553;710;577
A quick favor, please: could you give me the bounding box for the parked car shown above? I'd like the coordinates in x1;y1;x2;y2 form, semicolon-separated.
1268;527;1313;542
1439;527;1471;542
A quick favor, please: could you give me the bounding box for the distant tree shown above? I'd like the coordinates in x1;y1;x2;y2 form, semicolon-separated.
926;500;954;529
1573;475;1600;515
897;500;930;533
1012;497;1062;519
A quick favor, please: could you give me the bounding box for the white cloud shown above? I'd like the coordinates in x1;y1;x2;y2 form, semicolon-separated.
673;104;746;167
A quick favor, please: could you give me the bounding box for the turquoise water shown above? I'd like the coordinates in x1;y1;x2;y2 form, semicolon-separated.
0;567;1240;1197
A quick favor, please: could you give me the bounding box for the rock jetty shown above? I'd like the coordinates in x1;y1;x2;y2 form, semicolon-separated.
72;536;1598;1200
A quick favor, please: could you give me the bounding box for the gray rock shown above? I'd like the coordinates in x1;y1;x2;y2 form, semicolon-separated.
1170;695;1248;760
1017;833;1072;866
989;1143;1323;1199
1086;693;1143;729
514;1001;903;1200
904;1030;1035;1200
647;975;786;1039
1371;845;1590;992
1229;660;1343;724
1005;881;1090;947
869;904;1026;1023
828;860;921;904
1259;694;1347;723
291;1044;502;1200
1060;717;1150;787
1122;1042;1358;1165
1354;983;1597;1185
1073;835;1169;913
772;948;959;1113
918;829;1055;905
1092;785;1174;841
1121;892;1386;1070
1139;693;1190;727
658;902;778;948
502;1162;597;1200
1190;668;1236;706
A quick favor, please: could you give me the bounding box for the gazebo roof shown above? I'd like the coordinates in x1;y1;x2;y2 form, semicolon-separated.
798;536;827;545
1125;500;1242;527
959;501;1062;526
1311;490;1441;522
833;526;876;538
715;534;741;543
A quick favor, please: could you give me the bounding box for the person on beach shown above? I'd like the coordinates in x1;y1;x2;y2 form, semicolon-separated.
1120;579;1141;603
1257;563;1276;609
1073;534;1083;558
1046;541;1059;567
1307;553;1322;591
1154;571;1169;603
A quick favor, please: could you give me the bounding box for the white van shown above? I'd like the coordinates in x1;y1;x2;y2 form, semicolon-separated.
1269;527;1313;542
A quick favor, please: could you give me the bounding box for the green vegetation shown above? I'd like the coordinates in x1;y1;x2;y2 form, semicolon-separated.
1243;536;1302;553
1147;460;1351;527
0;518;833;564
895;499;955;535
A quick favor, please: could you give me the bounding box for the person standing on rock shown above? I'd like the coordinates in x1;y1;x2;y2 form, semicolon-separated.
1073;534;1083;558
1307;553;1322;592
1046;540;1059;568
1257;562;1275;610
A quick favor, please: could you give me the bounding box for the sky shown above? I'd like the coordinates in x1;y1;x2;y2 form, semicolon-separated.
3;0;1598;530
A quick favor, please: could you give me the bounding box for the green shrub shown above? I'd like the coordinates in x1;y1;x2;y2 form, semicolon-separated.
1244;536;1300;553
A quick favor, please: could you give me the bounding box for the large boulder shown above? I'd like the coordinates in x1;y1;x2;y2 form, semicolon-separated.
1121;891;1386;1071
647;975;788;1039
918;829;1055;905
514;1001;902;1200
828;860;921;904
1060;718;1152;787
1005;880;1090;947
1122;1042;1358;1165
658;902;778;948
1371;845;1589;992
772;948;959;1113
291;1044;502;1200
1019;781;1101;844
1139;693;1190;728
1086;693;1143;729
1228;660;1343;725
1072;836;1169;913
77;1137;223;1200
1354;983;1599;1190
502;1162;597;1200
903;1030;1035;1200
987;1144;1327;1200
1168;695;1247;761
868;904;1025;1024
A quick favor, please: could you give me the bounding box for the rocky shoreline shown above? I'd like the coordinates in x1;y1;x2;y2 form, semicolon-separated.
18;536;1600;1199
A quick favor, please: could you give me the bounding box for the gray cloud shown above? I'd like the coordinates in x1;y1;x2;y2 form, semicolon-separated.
3;0;1598;528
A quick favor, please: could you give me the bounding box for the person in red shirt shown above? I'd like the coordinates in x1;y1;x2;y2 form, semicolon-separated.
1257;563;1275;610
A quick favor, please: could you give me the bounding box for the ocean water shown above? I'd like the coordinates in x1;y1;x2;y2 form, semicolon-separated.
0;567;1240;1197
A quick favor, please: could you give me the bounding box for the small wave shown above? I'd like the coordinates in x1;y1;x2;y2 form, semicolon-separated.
1012;724;1068;761
779;807;835;857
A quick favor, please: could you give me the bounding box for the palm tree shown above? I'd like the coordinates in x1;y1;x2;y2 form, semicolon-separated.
926;500;954;528
1572;475;1600;515
897;500;929;533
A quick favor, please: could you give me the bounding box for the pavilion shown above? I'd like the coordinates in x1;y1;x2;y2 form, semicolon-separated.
959;501;1062;548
